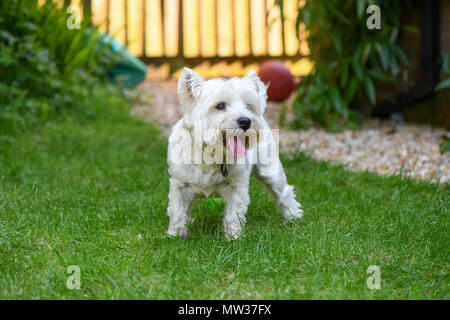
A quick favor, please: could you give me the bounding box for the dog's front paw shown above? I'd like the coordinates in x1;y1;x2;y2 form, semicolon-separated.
224;230;241;241
282;201;304;220
167;227;189;239
223;224;243;241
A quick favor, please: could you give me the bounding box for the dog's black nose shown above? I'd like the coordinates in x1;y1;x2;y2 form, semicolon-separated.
237;117;251;131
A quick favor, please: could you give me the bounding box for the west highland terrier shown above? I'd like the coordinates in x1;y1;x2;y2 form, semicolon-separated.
167;68;303;240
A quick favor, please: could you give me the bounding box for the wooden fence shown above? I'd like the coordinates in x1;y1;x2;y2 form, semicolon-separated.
64;0;309;74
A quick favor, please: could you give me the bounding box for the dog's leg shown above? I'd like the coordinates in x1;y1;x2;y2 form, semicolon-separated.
167;178;195;238
219;182;250;240
256;159;303;220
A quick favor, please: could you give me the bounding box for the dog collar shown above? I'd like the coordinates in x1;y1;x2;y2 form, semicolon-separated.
220;164;228;177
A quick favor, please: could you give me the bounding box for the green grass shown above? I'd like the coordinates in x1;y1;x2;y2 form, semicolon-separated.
0;101;448;299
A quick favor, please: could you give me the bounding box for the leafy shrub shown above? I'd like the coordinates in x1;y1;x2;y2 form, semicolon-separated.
0;0;120;137
287;0;410;129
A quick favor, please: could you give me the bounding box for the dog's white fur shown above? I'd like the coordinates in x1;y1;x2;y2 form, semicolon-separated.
167;68;303;240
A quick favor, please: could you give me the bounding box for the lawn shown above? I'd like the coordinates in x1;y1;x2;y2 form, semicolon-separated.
0;101;448;299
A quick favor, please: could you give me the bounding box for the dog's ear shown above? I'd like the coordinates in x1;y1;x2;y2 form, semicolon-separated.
178;68;204;108
244;69;268;114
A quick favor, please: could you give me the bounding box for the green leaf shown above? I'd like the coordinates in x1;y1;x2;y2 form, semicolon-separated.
329;87;346;117
340;61;349;87
0;51;15;66
341;100;349;119
357;0;366;19
362;43;372;65
375;43;389;71
435;78;450;91
351;59;364;80
368;69;394;82
390;27;399;44
326;2;351;24
345;77;359;103
393;46;410;67
364;77;376;105
403;25;420;34
331;32;342;54
389;54;399;75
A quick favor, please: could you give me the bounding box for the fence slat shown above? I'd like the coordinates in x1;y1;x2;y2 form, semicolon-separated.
247;0;252;56
178;0;184;57
106;0;110;34
142;0;146;57
127;0;143;56
216;0;233;57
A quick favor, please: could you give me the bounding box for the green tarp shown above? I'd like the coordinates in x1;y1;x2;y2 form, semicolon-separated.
98;32;147;87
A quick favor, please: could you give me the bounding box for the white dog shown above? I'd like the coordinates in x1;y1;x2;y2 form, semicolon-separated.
167;68;303;240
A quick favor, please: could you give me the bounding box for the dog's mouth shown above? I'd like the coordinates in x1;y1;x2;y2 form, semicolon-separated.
222;132;249;158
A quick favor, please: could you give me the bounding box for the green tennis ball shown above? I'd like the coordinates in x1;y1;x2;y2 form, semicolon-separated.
203;198;225;211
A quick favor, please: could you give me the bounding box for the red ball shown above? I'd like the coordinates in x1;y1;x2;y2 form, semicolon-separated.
258;61;295;102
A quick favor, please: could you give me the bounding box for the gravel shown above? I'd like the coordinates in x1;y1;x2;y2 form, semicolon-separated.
131;80;450;184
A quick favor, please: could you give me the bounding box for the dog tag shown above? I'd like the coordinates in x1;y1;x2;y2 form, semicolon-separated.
220;164;228;177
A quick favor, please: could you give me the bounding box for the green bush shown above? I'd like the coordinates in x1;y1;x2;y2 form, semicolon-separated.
0;0;120;137
285;0;411;129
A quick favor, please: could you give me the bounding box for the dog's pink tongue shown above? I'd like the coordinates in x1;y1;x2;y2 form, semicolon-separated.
228;136;246;158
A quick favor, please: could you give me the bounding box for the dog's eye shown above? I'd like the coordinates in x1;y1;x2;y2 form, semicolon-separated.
216;103;226;110
246;103;256;112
